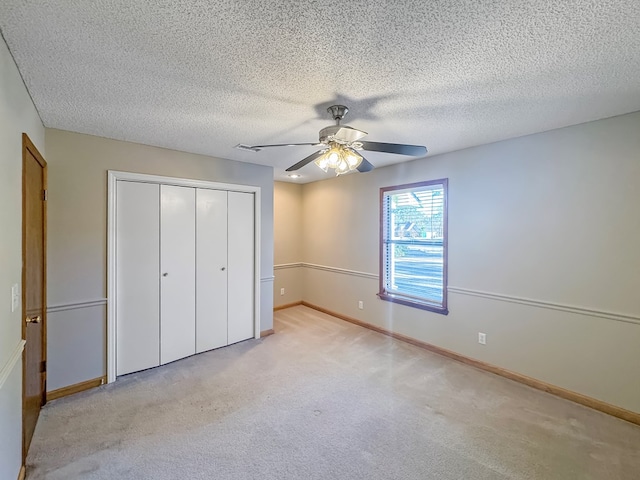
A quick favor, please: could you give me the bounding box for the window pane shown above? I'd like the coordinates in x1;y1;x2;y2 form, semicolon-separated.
388;187;444;241
387;243;444;304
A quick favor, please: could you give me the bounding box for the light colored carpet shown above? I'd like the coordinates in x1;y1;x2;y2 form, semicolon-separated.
27;306;640;479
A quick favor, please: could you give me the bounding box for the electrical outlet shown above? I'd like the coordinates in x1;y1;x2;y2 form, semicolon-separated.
478;332;487;345
11;284;19;313
280;288;285;296
358;300;364;310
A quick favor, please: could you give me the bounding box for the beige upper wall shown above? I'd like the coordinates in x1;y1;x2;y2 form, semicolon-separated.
45;128;274;305
300;111;640;412
0;36;44;480
273;181;303;307
303;112;640;313
0;38;44;366
274;181;303;265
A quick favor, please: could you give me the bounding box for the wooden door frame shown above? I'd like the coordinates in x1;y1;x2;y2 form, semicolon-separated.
106;171;262;384
22;133;47;461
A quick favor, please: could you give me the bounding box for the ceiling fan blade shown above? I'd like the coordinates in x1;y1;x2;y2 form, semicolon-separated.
360;141;427;156
285;150;324;171
249;142;319;150
356;157;375;173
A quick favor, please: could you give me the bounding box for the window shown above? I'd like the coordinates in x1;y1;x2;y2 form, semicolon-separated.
379;179;448;314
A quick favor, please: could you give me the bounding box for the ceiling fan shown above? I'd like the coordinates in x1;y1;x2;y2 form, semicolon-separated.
241;105;427;175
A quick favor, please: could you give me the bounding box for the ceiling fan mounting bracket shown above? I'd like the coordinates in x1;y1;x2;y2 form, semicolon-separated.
327;105;349;124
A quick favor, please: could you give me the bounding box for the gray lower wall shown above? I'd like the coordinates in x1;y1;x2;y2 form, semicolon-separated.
274;266;304;307
45;128;274;392
260;279;275;330
0;363;22;480
46;304;106;391
301;267;640;412
299;111;640;414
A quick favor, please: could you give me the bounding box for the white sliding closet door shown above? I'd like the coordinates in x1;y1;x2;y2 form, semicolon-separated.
116;181;160;376
227;191;255;344
160;185;196;364
196;189;228;353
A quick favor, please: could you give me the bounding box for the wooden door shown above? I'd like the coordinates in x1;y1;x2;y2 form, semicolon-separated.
116;181;160;376
227;191;254;344
160;185;196;364
196;189;228;352
22;134;47;460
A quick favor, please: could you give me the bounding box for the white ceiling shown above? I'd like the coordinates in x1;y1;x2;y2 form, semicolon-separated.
1;1;639;183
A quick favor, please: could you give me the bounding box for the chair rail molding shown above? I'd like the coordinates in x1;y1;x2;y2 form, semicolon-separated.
47;298;107;313
0;339;26;390
448;287;640;326
301;262;378;280
297;262;639;326
273;262;303;270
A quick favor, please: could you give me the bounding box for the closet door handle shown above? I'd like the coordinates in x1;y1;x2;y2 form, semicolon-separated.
162;272;169;277
221;267;226;271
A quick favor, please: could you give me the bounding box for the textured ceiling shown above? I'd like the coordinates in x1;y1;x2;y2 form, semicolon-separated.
1;1;639;183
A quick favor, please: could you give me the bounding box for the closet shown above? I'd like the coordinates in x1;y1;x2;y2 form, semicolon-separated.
115;179;255;377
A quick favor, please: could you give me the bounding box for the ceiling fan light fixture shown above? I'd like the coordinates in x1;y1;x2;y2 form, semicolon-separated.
314;155;329;172
327;150;341;168
314;143;363;175
344;149;363;169
335;157;350;175
314;144;338;171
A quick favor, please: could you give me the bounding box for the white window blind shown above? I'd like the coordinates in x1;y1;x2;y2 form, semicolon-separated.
380;179;448;313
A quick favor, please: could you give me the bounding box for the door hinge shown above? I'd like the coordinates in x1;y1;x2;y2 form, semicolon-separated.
41;360;46;373
42;189;48;201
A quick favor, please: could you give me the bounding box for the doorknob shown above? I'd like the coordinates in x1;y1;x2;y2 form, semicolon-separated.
221;267;226;271
162;272;169;277
26;315;41;324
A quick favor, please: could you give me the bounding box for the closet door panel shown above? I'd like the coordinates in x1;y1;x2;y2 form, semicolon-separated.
227;191;255;344
196;189;228;353
116;181;160;375
160;185;196;364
